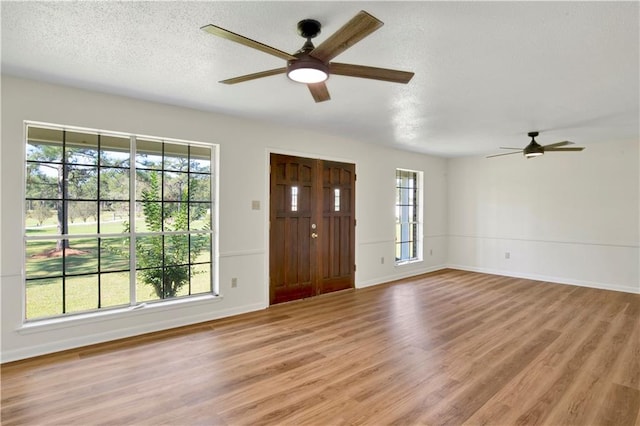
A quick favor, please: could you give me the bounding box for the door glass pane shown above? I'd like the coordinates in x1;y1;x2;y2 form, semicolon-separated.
291;186;298;212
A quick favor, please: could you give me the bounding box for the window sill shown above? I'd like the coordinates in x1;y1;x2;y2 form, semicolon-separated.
395;259;423;267
17;294;223;335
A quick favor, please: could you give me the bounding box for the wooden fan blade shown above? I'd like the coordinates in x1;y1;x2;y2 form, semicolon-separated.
308;82;331;102
219;68;287;84
201;24;296;61
543;141;573;149
329;63;414;84
309;11;383;63
487;151;523;158
499;147;525;150
544;147;585;152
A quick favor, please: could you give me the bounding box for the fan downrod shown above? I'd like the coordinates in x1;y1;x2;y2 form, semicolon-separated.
297;19;321;39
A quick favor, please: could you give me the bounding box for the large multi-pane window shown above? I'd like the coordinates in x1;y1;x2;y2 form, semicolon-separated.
24;123;216;320
395;169;422;264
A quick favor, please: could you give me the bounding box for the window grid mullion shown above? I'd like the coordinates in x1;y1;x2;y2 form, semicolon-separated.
97;134;102;309
161;143;166;299
129;135;137;306
61;130;67;314
187;145;192;296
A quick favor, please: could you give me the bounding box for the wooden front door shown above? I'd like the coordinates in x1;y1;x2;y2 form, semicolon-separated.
270;154;355;305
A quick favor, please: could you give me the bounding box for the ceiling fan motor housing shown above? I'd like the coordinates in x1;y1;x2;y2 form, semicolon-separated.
524;132;543;157
297;19;321;39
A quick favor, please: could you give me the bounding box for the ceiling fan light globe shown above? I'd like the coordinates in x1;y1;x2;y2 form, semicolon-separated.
524;151;543;158
288;68;328;83
287;58;329;84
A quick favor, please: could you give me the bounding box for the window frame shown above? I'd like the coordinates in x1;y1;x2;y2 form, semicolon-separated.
394;168;423;265
23;121;219;322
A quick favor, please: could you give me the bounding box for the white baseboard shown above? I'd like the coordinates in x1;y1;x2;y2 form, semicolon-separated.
447;264;640;294
1;302;266;363
356;264;448;289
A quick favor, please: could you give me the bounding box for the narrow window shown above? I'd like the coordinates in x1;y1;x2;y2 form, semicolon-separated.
291;186;298;212
334;188;341;212
395;169;422;264
24;123;217;321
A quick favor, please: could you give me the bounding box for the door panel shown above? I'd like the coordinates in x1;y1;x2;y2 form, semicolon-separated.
319;161;355;294
270;155;316;304
270;154;355;304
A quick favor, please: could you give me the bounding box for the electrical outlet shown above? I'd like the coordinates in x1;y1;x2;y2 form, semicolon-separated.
505;252;510;259
231;277;238;288
380;257;384;264
429;249;433;256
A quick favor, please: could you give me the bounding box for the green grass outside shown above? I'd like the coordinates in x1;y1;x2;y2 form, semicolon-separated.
25;218;212;320
26;267;212;319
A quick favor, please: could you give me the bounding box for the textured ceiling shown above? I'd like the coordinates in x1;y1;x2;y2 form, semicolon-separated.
2;1;638;157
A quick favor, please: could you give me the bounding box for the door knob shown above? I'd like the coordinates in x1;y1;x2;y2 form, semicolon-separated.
311;232;318;239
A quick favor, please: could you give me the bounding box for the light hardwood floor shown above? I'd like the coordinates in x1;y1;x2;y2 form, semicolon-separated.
2;269;639;425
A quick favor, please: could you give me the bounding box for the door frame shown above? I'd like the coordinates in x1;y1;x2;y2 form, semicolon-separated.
263;148;358;306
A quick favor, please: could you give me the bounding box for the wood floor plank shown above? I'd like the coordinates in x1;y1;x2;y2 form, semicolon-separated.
422;328;561;425
509;320;611;425
2;269;639;425
544;312;637;425
612;304;640;390
593;383;640;426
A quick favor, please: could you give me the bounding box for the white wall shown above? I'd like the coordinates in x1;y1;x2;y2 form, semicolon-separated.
0;76;448;362
447;140;639;293
3;76;637;362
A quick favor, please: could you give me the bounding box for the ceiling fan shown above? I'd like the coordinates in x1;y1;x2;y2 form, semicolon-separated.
201;10;414;103
487;131;585;158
